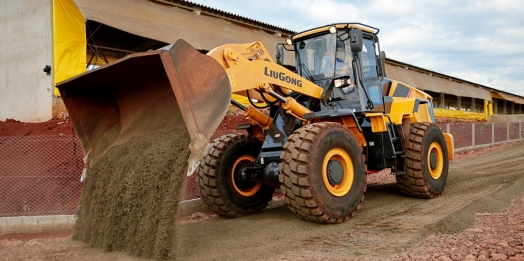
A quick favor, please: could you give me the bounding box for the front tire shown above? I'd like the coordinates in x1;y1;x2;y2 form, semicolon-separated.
196;134;274;217
279;122;367;223
396;123;449;198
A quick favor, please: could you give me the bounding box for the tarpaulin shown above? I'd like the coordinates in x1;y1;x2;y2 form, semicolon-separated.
434;108;487;121
53;0;86;96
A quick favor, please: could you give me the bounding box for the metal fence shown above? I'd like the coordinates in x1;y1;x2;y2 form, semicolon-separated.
0;135;84;217
0;129;246;217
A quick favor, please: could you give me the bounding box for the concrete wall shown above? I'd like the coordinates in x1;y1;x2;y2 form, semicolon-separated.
489;114;524;122
0;215;75;235
0;0;53;123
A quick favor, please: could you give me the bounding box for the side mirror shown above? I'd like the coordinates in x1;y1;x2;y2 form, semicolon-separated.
350;28;363;53
379;51;387;77
276;44;284;65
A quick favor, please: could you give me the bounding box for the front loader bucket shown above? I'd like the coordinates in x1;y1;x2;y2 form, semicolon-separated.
57;40;231;172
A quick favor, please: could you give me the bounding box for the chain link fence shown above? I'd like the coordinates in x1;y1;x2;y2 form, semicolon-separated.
0;135;84;217
0;129;246;217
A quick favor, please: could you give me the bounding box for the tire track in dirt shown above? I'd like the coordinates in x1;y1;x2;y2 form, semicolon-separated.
325;181;507;258
341;141;524;258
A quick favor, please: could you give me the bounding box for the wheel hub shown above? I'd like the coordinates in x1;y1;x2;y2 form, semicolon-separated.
232;155;261;197
327;160;344;185
430;151;437;170
238;165;251;185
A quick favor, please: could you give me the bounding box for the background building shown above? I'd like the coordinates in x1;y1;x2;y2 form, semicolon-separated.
1;0;523;123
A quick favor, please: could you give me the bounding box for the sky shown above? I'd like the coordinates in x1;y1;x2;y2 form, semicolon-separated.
190;0;524;97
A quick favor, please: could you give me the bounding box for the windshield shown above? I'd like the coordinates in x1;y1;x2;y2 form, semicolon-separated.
295;33;333;80
295;32;354;81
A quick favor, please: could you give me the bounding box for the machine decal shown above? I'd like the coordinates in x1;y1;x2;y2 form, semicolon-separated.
264;67;303;87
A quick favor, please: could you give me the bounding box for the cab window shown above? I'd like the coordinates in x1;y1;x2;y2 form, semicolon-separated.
362;38;378;79
295;33;336;80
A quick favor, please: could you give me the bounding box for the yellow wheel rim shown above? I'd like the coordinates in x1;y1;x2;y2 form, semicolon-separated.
427;142;444;180
231;155;261;197
322;148;354;197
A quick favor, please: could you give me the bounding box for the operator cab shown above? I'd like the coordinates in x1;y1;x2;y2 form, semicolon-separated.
286;23;388;114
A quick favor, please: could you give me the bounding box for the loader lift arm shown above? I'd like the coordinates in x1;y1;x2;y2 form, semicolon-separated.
206;41;333;128
207;41;354;130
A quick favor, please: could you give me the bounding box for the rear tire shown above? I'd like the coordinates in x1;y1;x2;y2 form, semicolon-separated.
396;123;449;198
279;122;366;223
196;134;274;217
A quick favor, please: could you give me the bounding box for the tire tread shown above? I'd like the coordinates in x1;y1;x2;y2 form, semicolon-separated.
396;122;445;199
279;122;366;223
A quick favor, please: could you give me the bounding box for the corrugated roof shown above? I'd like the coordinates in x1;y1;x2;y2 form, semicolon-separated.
75;0;290;56
495;91;524;104
386;58;524;102
153;0;296;36
385;60;492;101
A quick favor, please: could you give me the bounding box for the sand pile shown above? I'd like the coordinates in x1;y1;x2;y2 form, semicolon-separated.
73;129;190;260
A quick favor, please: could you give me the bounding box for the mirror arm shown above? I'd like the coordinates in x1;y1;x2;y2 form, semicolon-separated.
353;58;374;110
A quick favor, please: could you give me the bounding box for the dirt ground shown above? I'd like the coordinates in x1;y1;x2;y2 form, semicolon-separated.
1;137;523;260
0;118;76;136
0;111;245;137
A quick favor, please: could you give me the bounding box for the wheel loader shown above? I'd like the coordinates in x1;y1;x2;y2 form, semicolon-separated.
57;23;454;224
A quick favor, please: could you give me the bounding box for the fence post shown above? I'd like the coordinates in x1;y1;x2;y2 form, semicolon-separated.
507;122;510;141
492;122;495;144
472;123;475;147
